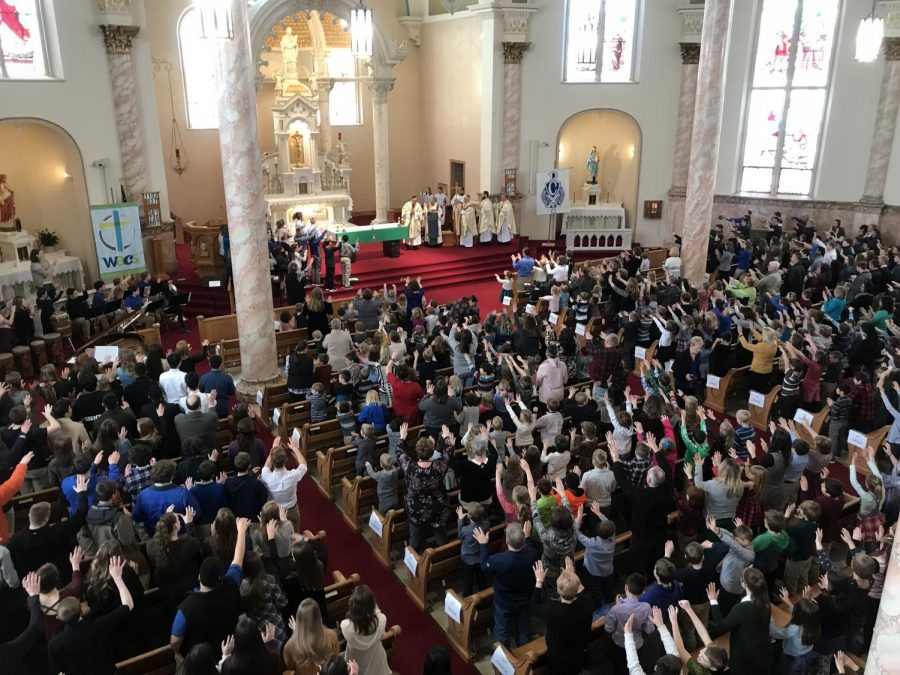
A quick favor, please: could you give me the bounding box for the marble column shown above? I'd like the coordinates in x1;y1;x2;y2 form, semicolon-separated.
667;42;701;235
862;38;900;203
316;77;335;157
369;79;394;224
501;42;529;178
869;529;900;673
680;0;733;285
100;24;149;200
213;0;279;394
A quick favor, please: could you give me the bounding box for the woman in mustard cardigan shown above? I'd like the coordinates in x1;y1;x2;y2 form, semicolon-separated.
738;326;778;393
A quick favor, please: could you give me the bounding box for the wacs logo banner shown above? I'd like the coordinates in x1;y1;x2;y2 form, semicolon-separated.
90;203;147;280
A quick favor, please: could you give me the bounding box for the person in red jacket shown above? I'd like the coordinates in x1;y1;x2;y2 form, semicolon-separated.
0;449;34;544
387;362;424;425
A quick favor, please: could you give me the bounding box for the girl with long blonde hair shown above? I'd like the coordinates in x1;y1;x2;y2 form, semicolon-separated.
283;598;339;675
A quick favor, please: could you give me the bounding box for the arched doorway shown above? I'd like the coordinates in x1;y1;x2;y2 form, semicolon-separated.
556;109;642;230
0;118;96;279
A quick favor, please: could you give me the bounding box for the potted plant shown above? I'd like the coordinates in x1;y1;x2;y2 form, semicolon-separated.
36;228;60;252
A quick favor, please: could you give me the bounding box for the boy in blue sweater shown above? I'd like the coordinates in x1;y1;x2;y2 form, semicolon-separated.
132;459;200;535
639;553;683;613
189;460;229;527
62;450;120;516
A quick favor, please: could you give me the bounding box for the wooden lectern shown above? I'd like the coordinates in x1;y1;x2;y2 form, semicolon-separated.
184;219;226;278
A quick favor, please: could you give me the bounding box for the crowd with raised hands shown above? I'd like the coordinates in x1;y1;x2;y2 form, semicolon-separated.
0;215;897;674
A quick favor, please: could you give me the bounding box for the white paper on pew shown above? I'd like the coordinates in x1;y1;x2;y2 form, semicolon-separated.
404;547;418;575
94;345;119;362
575;324;586;336
256;390;263;406
634;346;646;360
525;304;535;315
748;390;765;407
291;427;301;445
847;429;868;449
208;280;221;288
273;408;281;425
444;591;462;623
706;375;721;390
549;312;559;324
491;645;515;675
793;409;813;426
502;296;511;306
368;511;384;537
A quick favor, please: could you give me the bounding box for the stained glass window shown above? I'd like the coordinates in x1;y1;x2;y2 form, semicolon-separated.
0;0;48;79
326;50;361;126
179;8;219;129
564;0;638;83
740;0;838;196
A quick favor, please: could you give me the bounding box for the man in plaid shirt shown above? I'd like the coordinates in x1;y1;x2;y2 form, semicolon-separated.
587;333;624;390
122;445;153;502
848;371;875;432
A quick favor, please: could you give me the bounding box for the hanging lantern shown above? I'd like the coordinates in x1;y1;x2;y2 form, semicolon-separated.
196;0;234;39
351;1;373;58
855;0;884;63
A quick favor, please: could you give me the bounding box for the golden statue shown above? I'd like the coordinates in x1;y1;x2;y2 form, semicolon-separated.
289;131;305;167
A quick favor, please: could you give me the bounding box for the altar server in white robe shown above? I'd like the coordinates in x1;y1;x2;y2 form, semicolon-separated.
478;191;496;244
497;194;517;244
401;195;424;249
451;188;466;235
459;195;478;248
434;187;447;240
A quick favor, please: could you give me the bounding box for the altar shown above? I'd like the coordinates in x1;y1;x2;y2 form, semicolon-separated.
561;202;631;252
0;249;84;300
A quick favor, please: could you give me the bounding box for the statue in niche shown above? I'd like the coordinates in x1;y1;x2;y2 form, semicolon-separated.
336;135;349;165
601;144;622;202
0;174;16;232
585;146;599;185
280;26;299;83
290;131;305;167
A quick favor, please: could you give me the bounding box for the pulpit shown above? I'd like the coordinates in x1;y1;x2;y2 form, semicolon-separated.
184;220;226;278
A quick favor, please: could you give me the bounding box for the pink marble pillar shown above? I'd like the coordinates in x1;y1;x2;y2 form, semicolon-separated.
100;25;149;200
214;0;279;394
869;529;900;673
863;38;900;203
501;43;529;178
369;79;394;224
680;0;733;285
317;76;335;157
667;43;700;236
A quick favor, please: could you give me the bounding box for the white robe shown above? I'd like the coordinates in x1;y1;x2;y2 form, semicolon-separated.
459;204;477;247
497;200;516;243
402;201;424;246
479;198;495;242
434;193;447;242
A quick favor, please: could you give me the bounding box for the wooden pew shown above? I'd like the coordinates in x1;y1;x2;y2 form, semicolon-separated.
369;491;461;568
704;366;750;414
115;645;176;675
215;415;234;451
262;383;290;424
491;617;607;675
404;523;507;610
748;385;781;431
11;487;68;533
845;424;891;477
341;475;408;532
444;586;496;662
278;400;337;440
216;328;310;369
324;569;360;624
632;340;657;376
302;419;347;458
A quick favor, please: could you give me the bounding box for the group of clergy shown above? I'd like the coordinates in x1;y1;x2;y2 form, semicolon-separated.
400;187;517;249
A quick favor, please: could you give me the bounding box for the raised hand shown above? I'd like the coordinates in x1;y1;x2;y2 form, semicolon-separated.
650;606;664;628
533;560;546;585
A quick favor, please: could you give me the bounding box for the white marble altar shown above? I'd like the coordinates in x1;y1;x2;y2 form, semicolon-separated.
0;230;34;263
561;202;629;252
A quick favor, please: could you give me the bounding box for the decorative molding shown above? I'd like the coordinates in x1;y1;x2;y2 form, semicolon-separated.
881;1;900;36
97;0;131;13
312;75;335;94
398;16;422;47
502;41;530;64
677;5;704;43
368;78;395;104
679;42;701;64
100;24;140;54
885;37;900;61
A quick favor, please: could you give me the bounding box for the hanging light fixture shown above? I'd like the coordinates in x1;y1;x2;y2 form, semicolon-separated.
196;0;234;39
350;0;373;58
855;0;884;63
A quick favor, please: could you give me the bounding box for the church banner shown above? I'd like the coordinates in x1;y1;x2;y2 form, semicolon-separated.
90;203;147;280
535;169;571;215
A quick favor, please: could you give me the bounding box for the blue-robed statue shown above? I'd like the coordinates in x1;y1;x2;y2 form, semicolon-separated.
586;146;599;184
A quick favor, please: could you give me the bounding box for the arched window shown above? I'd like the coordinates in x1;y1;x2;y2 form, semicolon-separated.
0;0;50;79
326;49;361;126
564;0;638;83
739;0;839;196
178;7;219;129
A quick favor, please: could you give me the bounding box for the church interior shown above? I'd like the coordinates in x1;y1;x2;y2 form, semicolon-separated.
1;0;900;674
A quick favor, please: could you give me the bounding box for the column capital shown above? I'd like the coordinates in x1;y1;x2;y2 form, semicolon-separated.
885;37;900;61
677;5;704;43
881;1;900;37
314;76;335;94
679;42;701;64
502;42;530;64
368;78;395;104
100;24;140;54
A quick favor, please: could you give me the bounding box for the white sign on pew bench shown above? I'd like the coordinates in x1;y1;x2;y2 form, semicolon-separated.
847;429;868;449
549;312;559;324
404;547;418;575
208;280;221;288
706;375;721;390
444;591;462;623
491;645;515;675
291;427;301;446
748;390;765;407
634;346;646;360
368;511;384;537
502;296;511;306
793;409;814;426
575;324;586;336
273;408;281;425
256;390;264;406
525;304;536;315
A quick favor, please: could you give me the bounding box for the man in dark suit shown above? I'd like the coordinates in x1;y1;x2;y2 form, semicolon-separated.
139;384;182;458
173;393;219;452
124;362;152;411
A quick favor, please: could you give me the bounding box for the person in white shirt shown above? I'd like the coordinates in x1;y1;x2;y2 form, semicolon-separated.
260;436;308;532
543;255;570;284
663;246;682;280
159;353;188;403
178;372;211;414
